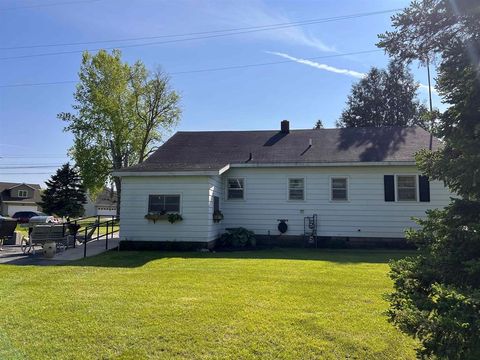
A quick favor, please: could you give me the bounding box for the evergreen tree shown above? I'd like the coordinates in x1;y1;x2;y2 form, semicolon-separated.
39;163;87;218
378;1;480;358
337;60;426;128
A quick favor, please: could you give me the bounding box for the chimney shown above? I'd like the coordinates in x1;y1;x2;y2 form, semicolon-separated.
281;120;290;133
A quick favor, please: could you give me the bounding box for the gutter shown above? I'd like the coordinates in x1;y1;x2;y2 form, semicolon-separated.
111;161;415;177
229;161;416;168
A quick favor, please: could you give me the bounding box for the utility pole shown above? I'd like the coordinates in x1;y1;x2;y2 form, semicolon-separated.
427;57;434;150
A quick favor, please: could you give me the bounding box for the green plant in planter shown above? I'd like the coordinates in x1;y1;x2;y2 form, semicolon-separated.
144;211;167;223
212;210;224;223
167;213;183;224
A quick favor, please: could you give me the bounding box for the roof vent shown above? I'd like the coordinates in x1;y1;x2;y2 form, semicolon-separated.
281;120;290;134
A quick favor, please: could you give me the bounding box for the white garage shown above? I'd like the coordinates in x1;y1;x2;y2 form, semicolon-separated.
5;203;39;216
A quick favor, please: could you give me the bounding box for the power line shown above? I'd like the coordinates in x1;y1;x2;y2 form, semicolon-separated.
0;49;381;88
0;165;64;169
0;0;102;11
0;172;52;175
0;8;401;51
0;9;399;61
0;155;68;158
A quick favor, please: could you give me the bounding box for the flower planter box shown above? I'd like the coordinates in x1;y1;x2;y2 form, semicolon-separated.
145;213;183;224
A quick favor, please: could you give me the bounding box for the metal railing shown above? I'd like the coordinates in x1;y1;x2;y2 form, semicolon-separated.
64;215;119;258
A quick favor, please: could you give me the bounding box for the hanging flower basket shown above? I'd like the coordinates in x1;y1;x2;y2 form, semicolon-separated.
213;210;224;223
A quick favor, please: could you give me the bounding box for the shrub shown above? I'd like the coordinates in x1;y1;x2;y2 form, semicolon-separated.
217;227;256;249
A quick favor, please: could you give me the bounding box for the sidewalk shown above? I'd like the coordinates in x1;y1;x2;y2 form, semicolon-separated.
0;235;119;265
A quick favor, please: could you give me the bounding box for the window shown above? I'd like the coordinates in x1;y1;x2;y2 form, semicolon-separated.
331;177;348;201
18;190;28;198
148;195;181;213
397;175;417;201
213;196;220;212
227;178;244;200
288;178;305;200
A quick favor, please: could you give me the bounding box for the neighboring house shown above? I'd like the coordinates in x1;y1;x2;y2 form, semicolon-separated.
84;188;117;217
114;121;453;248
0;182;42;217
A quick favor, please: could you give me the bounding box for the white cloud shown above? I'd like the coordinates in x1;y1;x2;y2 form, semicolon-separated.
418;83;438;95
267;51;365;78
267;51;438;95
204;0;336;52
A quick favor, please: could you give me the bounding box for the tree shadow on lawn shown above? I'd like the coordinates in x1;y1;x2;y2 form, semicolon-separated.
59;247;415;268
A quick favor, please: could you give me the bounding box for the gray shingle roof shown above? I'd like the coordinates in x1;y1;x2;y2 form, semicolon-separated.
118;126;440;173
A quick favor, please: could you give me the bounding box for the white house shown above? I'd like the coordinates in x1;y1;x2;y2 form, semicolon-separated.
114;121;453;249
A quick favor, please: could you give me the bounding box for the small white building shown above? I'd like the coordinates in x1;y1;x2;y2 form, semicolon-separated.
83;188;117;217
114;122;453;249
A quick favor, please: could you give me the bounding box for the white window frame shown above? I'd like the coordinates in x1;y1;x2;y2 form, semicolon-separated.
395;174;418;202
17;190;28;198
330;176;349;202
226;177;246;200
147;194;182;214
287;177;306;201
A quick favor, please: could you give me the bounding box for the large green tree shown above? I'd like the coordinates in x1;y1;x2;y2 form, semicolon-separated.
39;163;87;218
59;50;181;215
378;1;480;358
337;59;427;128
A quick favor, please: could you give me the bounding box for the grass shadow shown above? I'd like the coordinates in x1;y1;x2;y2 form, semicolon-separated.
62;247;415;268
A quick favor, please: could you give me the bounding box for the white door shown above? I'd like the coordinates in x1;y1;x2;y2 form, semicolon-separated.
7;205;38;216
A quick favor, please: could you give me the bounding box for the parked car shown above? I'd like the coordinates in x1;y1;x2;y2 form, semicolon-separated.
12;211;48;224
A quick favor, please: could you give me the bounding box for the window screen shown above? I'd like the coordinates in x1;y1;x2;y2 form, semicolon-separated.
397;175;417;201
288;178;305;200
331;177;348;201
227;178;244;199
148;195;180;213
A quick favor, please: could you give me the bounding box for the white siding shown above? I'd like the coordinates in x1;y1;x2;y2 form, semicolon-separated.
207;176;224;241
220;166;452;239
120;176;210;242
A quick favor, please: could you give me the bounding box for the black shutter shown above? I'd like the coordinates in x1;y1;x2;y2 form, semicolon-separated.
384;175;395;202
419;175;430;202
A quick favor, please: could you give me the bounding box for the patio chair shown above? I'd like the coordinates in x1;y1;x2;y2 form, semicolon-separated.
0;217;18;250
21;224;73;254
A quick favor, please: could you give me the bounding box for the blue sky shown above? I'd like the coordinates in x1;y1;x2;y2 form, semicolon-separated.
0;0;442;186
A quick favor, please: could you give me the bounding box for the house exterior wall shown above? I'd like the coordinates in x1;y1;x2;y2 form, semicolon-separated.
120;175;210;242
220;166;452;239
207;175;224;242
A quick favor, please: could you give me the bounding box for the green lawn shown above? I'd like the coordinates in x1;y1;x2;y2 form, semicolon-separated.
0;249;416;359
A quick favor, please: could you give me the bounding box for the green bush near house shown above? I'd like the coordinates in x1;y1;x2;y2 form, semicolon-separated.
0;249;416;359
217;227;256;248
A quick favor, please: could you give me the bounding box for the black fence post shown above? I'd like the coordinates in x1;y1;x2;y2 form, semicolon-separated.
73;220;77;249
105;220;109;250
84;227;87;258
96;215;100;240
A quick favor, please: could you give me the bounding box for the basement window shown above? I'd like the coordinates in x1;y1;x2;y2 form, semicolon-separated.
331;177;348;201
288;178;305;201
148;195;181;213
227;178;245;200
